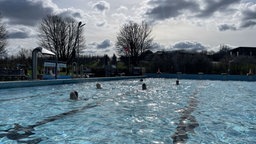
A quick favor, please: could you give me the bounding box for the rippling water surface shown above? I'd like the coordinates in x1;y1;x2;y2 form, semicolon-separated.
0;79;255;143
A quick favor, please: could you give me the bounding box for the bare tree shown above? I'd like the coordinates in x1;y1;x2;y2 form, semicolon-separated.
38;15;85;64
0;14;7;56
18;48;31;59
116;21;153;65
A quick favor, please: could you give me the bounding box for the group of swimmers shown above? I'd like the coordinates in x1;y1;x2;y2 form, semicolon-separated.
70;83;102;100
141;79;180;90
69;79;180;100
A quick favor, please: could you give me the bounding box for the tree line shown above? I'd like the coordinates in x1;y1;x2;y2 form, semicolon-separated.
0;14;256;77
1;47;256;76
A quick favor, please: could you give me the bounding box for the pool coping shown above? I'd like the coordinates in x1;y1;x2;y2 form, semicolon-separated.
147;73;256;81
0;76;146;89
1;73;256;89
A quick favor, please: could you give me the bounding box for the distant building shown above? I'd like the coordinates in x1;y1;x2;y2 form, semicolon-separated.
230;47;256;56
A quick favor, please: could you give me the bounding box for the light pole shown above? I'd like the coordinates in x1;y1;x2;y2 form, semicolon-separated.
77;21;85;75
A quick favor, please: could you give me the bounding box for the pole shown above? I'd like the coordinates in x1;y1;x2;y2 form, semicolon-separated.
77;23;80;75
32;49;39;80
77;22;80;65
77;22;85;75
55;56;58;79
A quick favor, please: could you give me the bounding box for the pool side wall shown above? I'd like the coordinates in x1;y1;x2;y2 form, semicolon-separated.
146;73;256;81
1;74;255;89
0;76;146;89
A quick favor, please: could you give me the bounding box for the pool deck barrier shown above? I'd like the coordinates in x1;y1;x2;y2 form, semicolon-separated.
147;73;256;81
0;76;146;89
1;73;256;89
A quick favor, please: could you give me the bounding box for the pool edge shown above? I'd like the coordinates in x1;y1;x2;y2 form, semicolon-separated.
0;76;146;89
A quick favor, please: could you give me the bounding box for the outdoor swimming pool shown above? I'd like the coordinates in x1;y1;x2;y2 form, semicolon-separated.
0;78;255;143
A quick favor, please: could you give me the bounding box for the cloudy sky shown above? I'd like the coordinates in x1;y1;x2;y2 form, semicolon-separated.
1;0;256;56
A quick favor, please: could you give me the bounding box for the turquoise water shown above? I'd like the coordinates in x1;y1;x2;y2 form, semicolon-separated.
0;79;255;143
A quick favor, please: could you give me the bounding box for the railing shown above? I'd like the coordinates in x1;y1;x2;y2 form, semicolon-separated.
0;69;28;81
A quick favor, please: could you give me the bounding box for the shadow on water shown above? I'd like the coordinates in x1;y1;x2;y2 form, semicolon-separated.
0;91;63;102
0;102;99;143
172;91;200;144
0;94;44;102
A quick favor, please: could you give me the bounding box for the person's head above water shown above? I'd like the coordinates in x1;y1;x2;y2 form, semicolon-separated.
176;79;179;85
70;91;78;100
96;83;102;89
142;83;147;90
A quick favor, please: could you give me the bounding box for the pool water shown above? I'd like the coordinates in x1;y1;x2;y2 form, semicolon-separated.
0;79;255;143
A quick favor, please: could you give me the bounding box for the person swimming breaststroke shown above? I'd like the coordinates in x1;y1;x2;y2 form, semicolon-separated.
96;83;102;89
142;83;147;90
70;90;78;100
69;91;89;101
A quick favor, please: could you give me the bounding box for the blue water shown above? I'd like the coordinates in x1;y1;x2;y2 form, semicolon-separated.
0;79;255;143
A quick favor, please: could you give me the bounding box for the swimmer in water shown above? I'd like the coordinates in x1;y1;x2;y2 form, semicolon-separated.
70;91;78;100
69;91;89;101
176;79;179;85
96;83;102;89
142;83;147;90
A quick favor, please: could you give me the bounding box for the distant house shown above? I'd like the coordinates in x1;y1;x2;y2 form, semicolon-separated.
230;47;256;56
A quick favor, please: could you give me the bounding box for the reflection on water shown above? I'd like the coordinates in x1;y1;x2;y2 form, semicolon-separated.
0;79;255;143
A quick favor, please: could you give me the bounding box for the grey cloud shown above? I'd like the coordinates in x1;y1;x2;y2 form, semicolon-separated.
58;10;82;20
241;7;256;21
93;1;110;12
96;21;106;27
196;0;241;18
145;0;241;21
117;6;128;12
151;42;165;52
240;20;256;28
218;2;256;31
218;24;237;31
85;41;113;56
172;41;207;51
88;39;112;49
88;42;97;46
7;27;33;39
239;5;256;28
146;0;199;21
97;39;111;49
0;0;55;26
145;0;256;31
8;31;30;39
0;0;83;26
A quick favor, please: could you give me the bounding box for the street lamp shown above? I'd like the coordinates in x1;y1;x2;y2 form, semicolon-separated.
77;21;85;75
77;22;86;63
